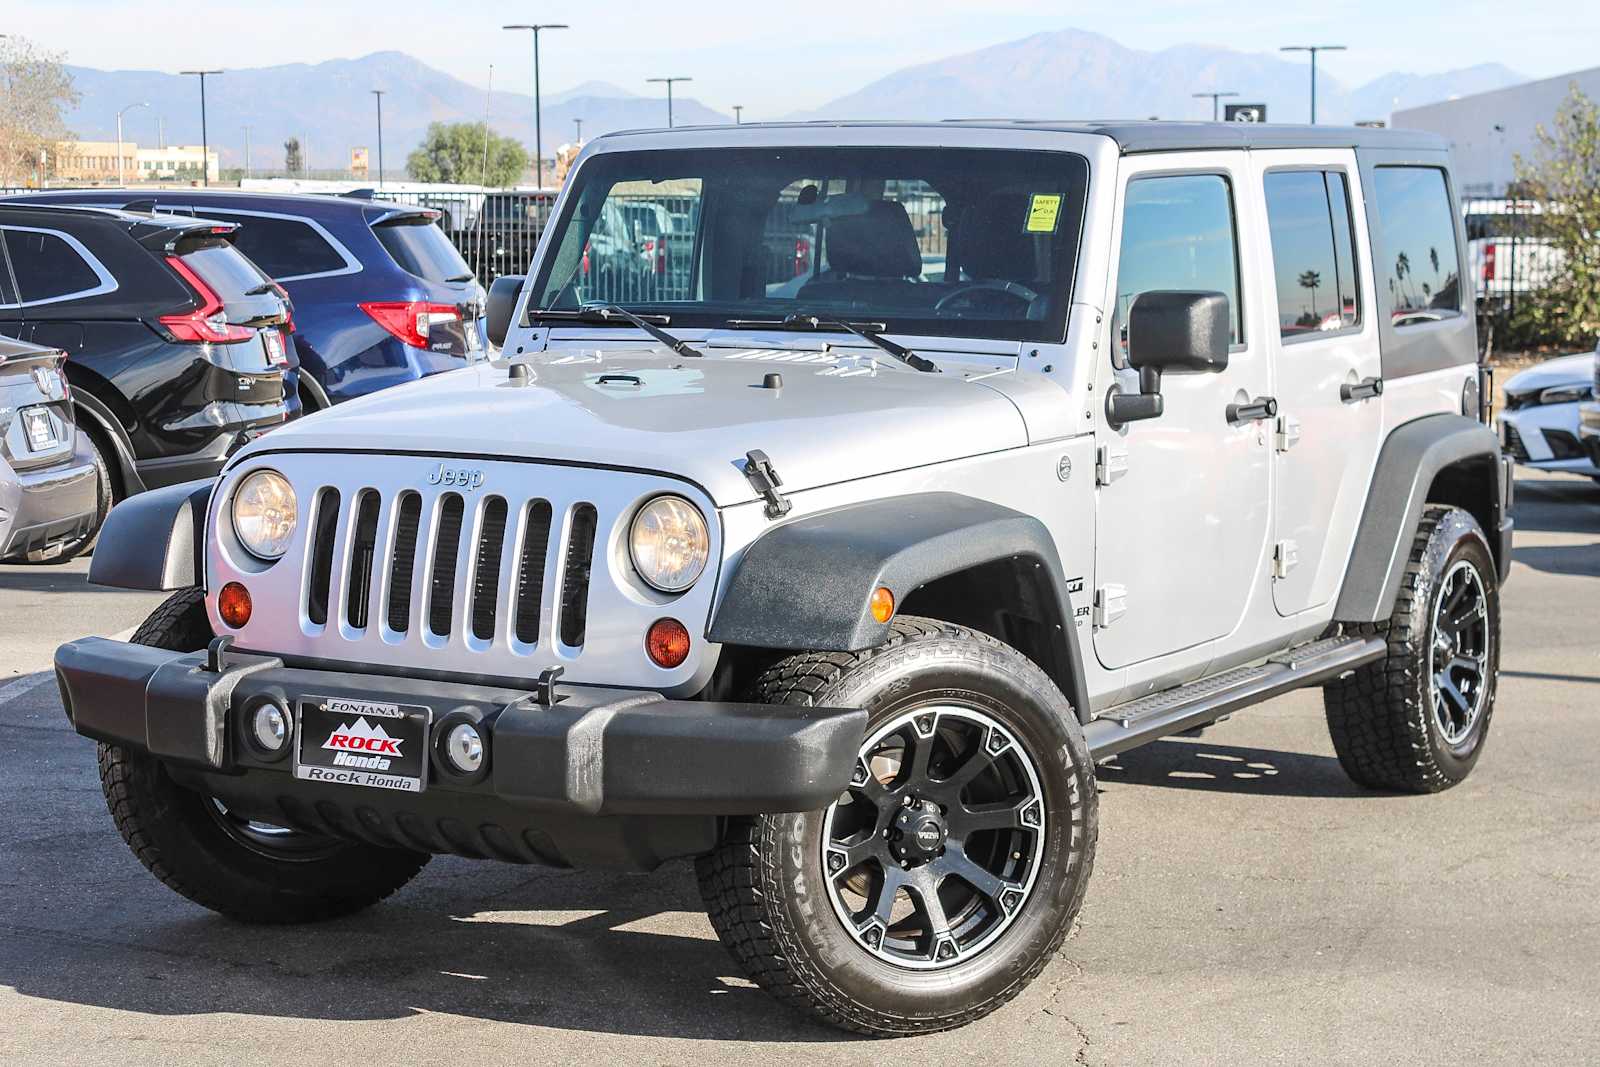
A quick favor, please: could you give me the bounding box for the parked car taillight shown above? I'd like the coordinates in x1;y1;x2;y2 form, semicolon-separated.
360;301;462;349
795;236;812;277
1483;243;1496;282
158;256;255;343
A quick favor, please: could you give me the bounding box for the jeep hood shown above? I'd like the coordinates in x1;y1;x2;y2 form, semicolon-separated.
243;347;1043;507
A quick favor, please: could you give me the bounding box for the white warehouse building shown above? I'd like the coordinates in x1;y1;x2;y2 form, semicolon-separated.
1392;65;1600;197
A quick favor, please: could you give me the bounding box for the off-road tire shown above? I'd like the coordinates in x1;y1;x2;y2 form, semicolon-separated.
1324;506;1501;793
17;432;111;564
696;617;1097;1036
98;587;430;923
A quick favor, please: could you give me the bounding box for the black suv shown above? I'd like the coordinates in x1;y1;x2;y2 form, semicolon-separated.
0;204;291;503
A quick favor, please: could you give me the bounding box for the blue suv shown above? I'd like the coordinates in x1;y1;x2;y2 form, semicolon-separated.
7;190;487;411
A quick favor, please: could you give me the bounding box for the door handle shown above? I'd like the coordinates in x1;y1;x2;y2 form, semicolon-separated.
1340;376;1384;402
1227;396;1278;424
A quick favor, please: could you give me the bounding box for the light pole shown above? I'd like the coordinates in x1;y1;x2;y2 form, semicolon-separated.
371;89;386;187
180;69;222;185
732;105;743;124
646;77;692;128
1279;45;1345;124
1192;91;1238;122
116;101;148;185
573;117;583;143
503;23;568;190
243;125;251;180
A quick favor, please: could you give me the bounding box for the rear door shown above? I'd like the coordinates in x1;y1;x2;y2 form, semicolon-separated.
1252;153;1383;616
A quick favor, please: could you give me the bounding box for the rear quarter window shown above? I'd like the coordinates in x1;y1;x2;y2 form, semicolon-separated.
2;228;112;304
203;212;348;279
1371;167;1463;325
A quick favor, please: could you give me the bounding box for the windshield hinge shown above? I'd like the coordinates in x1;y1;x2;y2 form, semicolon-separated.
743;450;792;520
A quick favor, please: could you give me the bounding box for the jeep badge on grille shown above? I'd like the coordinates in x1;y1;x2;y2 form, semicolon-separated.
426;463;486;490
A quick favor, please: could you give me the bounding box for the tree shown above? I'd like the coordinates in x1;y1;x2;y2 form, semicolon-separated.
0;36;79;186
1512;83;1600;345
1297;269;1322;321
283;137;303;175
406;122;528;187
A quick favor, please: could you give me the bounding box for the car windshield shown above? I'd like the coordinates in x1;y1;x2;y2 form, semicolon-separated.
529;146;1090;343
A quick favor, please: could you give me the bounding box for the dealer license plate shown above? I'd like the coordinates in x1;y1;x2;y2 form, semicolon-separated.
294;696;431;793
22;407;58;451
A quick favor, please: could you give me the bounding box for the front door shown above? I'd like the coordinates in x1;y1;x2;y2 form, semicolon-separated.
1253;155;1384;616
1092;158;1274;671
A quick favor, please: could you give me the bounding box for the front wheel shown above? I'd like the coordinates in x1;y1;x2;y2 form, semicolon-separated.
98;588;430;923
696;618;1097;1036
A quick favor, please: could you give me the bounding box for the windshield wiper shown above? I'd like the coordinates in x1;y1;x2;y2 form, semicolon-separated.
528;304;700;358
725;313;938;372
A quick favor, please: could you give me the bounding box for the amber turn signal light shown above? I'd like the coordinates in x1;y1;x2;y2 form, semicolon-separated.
869;586;895;624
645;618;692;668
218;582;253;628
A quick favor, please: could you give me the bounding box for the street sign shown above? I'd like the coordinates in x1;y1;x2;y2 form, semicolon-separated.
1225;104;1267;123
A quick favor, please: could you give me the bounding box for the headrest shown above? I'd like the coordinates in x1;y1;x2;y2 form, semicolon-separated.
824;200;922;279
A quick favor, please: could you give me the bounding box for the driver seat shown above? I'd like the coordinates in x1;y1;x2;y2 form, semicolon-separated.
948;195;1046;287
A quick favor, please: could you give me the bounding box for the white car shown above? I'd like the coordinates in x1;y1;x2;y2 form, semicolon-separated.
1497;345;1600;480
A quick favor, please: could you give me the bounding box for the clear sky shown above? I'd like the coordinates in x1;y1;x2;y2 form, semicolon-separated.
9;0;1596;116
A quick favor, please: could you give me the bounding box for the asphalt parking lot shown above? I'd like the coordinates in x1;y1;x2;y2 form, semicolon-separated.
2;470;1597;1066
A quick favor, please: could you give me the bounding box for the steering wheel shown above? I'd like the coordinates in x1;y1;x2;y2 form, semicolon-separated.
934;280;1041;315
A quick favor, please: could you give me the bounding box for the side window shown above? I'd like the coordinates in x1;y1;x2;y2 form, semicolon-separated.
1263;170;1362;338
1115;174;1242;352
3;229;108;304
204;212;347;279
1371;167;1462;325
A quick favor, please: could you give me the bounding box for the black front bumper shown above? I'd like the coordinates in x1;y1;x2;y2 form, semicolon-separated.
55;637;864;870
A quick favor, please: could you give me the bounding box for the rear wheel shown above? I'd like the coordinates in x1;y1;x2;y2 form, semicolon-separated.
1324;506;1501;793
98;588;429;923
697;618;1097;1035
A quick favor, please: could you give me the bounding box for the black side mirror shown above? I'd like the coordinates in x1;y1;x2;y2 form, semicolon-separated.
1107;290;1230;427
485;274;525;350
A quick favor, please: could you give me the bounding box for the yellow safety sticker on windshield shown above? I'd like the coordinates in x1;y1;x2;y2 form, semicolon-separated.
1025;194;1063;234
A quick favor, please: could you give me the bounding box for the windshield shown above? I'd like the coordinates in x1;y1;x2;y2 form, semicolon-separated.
530;146;1090;343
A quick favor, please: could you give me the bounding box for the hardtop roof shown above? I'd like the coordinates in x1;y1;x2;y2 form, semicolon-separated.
593;119;1447;155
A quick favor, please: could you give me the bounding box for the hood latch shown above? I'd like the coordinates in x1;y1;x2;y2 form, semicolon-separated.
743;450;792;520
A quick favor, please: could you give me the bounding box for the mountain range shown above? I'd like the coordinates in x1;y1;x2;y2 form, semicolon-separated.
60;31;1526;175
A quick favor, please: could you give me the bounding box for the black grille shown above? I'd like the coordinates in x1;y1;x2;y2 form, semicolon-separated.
386;492;422;633
428;493;465;636
306;488;341;626
514;500;553;644
1504;423;1530;462
345;490;381;629
559;503;597;648
470;497;509;641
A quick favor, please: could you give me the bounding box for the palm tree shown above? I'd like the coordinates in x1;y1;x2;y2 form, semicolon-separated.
1396;251;1414;306
1298;269;1322;322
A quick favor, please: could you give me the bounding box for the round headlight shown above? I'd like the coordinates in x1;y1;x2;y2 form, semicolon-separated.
231;469;297;560
629;495;709;593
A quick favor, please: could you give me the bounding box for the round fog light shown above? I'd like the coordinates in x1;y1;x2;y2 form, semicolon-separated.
444;723;484;774
250;701;290;756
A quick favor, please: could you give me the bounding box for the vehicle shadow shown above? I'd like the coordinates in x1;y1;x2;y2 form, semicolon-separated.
0;857;850;1042
1096;737;1368;798
1512;476;1600;535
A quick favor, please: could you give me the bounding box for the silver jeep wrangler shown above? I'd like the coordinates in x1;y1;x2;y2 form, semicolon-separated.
57;121;1512;1035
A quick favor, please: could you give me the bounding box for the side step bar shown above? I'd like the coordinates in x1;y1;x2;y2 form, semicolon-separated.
1084;635;1388;760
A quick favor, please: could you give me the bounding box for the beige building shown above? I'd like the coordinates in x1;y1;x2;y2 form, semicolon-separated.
51;141;219;184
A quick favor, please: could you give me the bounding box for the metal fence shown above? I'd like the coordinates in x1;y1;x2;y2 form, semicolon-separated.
1461;198;1566;317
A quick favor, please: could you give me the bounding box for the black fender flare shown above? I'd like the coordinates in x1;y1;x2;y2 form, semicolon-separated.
86;479;212;591
71;389;145;498
1334;413;1509;623
707;492;1090;721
